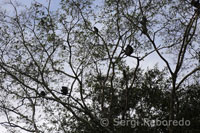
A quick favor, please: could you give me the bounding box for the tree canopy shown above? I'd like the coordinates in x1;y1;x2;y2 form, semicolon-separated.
0;0;200;133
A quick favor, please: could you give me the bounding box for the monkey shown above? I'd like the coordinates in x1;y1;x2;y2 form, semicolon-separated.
125;45;133;56
141;16;147;26
191;0;200;8
141;16;148;34
61;86;68;95
142;26;148;34
94;27;98;34
40;91;46;97
123;70;127;79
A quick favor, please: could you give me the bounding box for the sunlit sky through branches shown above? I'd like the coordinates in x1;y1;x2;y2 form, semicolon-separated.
0;0;170;132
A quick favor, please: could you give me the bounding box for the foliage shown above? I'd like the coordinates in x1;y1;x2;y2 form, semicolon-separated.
0;0;199;133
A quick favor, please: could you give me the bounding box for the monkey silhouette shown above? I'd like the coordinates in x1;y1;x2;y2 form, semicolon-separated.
125;45;133;56
94;27;98;34
40;91;46;97
61;86;68;95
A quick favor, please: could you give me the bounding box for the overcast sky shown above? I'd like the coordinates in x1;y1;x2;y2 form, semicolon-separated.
0;0;166;132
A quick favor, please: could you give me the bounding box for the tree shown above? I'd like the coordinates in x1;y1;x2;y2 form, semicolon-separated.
0;0;199;133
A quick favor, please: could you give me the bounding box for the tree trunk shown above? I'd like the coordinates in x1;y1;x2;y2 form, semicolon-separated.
169;76;176;133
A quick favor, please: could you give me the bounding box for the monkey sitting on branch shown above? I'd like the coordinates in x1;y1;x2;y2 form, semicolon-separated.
39;91;46;97
61;86;68;95
94;27;98;34
141;16;148;34
124;45;133;56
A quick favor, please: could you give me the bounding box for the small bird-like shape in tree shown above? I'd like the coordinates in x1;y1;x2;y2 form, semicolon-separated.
40;91;46;97
191;0;200;8
125;45;133;56
61;86;68;95
94;27;98;34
